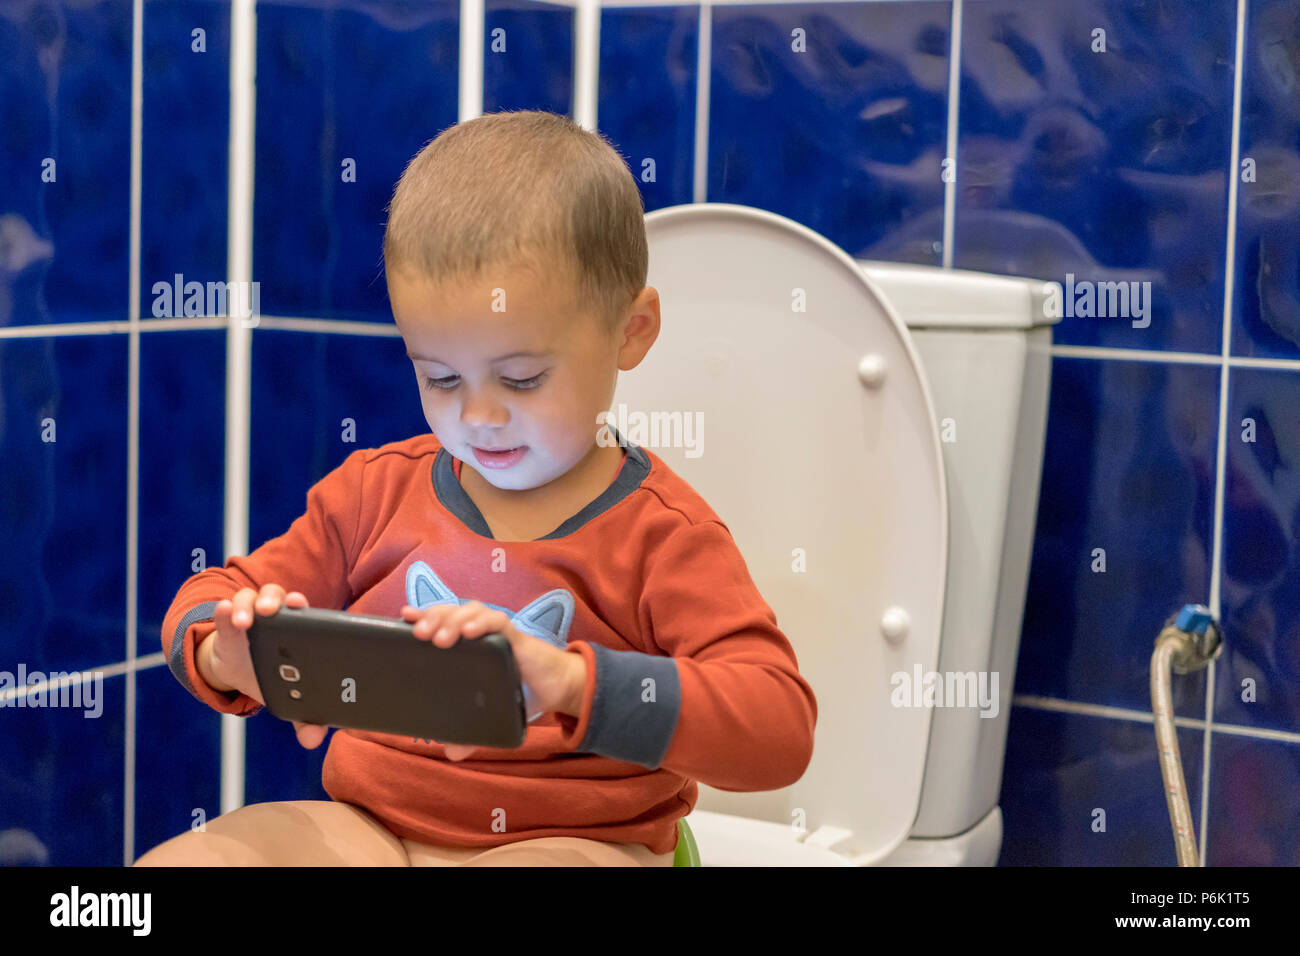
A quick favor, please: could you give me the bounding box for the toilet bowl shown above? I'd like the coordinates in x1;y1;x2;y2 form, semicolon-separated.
613;203;1061;866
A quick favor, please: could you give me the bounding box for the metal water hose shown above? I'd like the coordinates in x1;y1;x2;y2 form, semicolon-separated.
1150;604;1223;867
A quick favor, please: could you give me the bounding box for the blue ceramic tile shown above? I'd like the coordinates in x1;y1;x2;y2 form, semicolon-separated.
0;671;124;866
954;0;1235;354
0;0;132;326
0;335;126;675
244;701;334;806
1230;0;1300;360
249;329;428;561
710;2;951;266
1206;729;1300;865
141;0;231;307
1016;356;1218;717
138;330;226;658
483;0;573;116
597;6;698;213
997;706;1203;866
1215;366;1300;734
255;0;459;322
133;661;222;862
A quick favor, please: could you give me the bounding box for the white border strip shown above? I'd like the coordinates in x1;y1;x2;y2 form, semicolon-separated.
223;0;257;819
460;0;484;121
693;2;712;203
123;0;144;868
573;0;600;130
941;0;962;268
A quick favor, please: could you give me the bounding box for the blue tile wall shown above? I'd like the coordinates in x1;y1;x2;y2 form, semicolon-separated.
1206;731;1300;865
597;6;699;212
1217;366;1300;735
485;0;574;116
955;0;1237;354
998;708;1205;866
710;1;952;265
1017;356;1219;719
14;0;133;325
137;330;227;659
134;664;221;861
254;0;460;322
0;674;125;866
141;0;230;303
5;0;1299;868
1232;0;1300;360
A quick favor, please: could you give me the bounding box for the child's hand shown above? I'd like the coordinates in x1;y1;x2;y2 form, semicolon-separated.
400;601;584;761
211;585;330;750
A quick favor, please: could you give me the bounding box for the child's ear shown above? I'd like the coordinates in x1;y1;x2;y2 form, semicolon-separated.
616;288;660;371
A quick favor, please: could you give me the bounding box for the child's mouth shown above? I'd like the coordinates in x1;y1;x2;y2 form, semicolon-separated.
472;445;527;469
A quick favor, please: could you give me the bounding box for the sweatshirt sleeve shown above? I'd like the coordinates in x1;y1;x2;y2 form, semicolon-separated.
555;519;818;791
159;448;368;716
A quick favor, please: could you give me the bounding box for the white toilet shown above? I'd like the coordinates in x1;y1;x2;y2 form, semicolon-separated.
611;203;1062;866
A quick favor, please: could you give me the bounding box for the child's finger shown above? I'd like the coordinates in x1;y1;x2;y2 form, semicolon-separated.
409;604;451;640
461;608;507;637
431;602;483;645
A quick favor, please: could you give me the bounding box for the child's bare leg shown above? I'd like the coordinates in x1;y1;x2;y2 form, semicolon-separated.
132;800;408;866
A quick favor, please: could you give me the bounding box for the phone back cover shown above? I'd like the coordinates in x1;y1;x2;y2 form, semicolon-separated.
247;607;527;748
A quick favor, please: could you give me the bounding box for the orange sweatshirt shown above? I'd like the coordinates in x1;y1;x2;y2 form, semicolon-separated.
161;429;817;854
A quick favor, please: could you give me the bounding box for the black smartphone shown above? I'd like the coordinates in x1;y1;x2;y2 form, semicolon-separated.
246;605;527;748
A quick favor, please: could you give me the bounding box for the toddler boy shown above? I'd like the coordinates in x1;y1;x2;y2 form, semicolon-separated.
136;110;817;867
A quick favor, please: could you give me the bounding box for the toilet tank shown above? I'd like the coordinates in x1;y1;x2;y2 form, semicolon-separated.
857;261;1062;840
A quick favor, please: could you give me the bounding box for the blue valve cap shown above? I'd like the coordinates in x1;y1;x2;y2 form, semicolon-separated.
1175;603;1214;636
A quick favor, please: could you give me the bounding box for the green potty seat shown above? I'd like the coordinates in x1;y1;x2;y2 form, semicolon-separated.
673;817;701;867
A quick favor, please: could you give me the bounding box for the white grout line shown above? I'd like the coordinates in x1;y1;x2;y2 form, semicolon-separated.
234;316;402;336
1049;344;1223;365
11;321;1300;370
223;0;257;820
0;318;229;336
693;2;712;204
123;0;144;869
460;0;484;121
1010;695;1300;745
573;0;600;130
941;0;962;269
1200;0;1250;868
0;655;165;705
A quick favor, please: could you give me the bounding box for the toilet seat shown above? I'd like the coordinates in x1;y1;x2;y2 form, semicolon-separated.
613;204;949;865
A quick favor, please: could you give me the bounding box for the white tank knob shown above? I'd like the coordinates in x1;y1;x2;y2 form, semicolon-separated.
881;606;910;645
857;354;886;388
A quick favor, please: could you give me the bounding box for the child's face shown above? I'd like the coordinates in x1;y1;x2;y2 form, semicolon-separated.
388;264;624;492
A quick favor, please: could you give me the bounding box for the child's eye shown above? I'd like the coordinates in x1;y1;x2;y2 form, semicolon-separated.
503;374;545;390
420;373;545;392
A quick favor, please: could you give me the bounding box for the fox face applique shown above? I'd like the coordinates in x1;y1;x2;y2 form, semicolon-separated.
404;560;576;725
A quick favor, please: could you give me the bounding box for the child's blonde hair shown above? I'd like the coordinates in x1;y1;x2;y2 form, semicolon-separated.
383;110;647;331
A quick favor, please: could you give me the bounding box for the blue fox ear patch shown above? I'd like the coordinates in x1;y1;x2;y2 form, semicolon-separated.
404;560;574;651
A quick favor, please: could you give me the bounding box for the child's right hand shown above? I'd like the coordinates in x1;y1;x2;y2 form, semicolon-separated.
209;585;330;750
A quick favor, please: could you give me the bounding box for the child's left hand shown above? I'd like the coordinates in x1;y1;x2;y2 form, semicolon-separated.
399;601;584;761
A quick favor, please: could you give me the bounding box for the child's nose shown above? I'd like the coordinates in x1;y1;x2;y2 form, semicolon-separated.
458;390;510;428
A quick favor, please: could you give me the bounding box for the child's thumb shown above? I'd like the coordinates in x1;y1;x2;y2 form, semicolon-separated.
293;721;329;749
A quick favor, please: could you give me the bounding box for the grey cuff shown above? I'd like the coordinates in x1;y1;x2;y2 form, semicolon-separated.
169;601;220;697
578;642;681;769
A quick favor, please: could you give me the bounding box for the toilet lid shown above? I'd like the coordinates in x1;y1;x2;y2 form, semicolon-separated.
613;203;948;863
